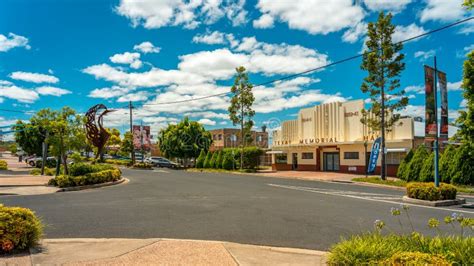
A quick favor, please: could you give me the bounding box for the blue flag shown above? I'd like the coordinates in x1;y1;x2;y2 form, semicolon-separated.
368;137;382;173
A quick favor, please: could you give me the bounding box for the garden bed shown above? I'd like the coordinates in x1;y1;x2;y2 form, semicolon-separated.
48;163;122;188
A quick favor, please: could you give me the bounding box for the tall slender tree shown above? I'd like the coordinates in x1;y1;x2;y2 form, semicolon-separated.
360;12;408;180
228;66;255;170
455;50;474;143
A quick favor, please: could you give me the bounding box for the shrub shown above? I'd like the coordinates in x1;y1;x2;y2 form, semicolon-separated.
419;152;434;182
104;159;132;166
0;160;7;170
132;162;153;169
203;151;212;168
222;152;234;170
397;149;413;179
439;145;456;183
384;251;450;265
0;204;43;253
215;150;223;169
223;147;264;169
209;152;217;168
30;167;55;176
404;146;429;182
68;163;114;176
451;143;474;185
406;182;457;201
51;169;122;188
195;150;206;168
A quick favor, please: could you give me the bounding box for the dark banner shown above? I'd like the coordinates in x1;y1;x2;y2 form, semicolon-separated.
367;137;381;173
133;125;151;150
424;66;436;139
438;71;448;139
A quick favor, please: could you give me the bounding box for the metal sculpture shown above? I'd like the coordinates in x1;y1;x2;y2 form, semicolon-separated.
85;104;113;160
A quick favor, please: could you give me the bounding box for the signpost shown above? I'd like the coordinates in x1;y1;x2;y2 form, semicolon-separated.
367;137;382;174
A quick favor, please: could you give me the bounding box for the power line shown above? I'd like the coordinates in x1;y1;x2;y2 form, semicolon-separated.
138;16;473;106
0;108;35;114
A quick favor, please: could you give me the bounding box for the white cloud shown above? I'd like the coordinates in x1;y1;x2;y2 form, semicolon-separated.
448;81;462;91
0;33;30;52
404;85;424;94
184;111;229;120
342;22;367;43
253;13;274;29
414;49;435;61
133;41;161;53
115;0;247;30
392;24;426;43
464;44;474;52
88;86;133;99
198;118;216;126
255;0;364;35
420;0;466;22
36;86;72;96
117;91;150;102
362;0;411;12
192;31;226;44
109;52;142;69
9;71;59;84
460;99;467;108
0;80;13;86
0;85;39;103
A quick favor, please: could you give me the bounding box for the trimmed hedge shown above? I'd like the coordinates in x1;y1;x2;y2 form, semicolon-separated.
203;151;212;168
406;182;457;201
30;167;55;176
404;146;429;182
132;162;153;169
384;252;449;265
222;152;234;170
69;163;115;176
49;169;122;188
104;159;132;166
396;149;413;180
195;149;206;168
419;152;434;182
0;204;43;253
0;160;7;170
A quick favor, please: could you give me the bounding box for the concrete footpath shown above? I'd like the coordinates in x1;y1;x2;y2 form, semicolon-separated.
0;238;328;265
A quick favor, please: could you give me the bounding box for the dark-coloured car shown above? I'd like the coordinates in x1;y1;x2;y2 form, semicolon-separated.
145;157;179;168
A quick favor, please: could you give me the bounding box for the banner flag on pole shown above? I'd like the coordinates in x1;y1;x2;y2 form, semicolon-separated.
438;71;448;140
424;66;436;139
367;137;382;173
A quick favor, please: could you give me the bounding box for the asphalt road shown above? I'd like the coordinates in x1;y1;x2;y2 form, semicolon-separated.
1;169;473;250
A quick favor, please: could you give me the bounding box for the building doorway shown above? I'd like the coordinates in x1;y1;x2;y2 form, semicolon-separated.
292;153;298;170
323;152;340;171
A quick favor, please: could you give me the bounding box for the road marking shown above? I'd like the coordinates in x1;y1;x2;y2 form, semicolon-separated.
268;183;474;214
153;169;170;173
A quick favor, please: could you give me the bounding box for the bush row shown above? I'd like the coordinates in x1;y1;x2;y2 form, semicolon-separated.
0;204;43;253
0;160;7;170
104;159;132;166
406;182;457;201
68;163;115;176
49;169;122;188
397;143;474;185
195;147;264;170
132;162;153;169
30;167;55;176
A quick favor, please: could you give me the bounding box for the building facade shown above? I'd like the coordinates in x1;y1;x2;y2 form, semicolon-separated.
271;100;414;176
209;128;269;151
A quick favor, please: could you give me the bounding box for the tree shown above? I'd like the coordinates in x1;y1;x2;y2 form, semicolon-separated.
120;132;134;157
157;117;212;164
215;150;223;169
450;144;474;185
396;149;413;180
13;120;45;156
203;151;212;168
209;152;217;168
405;145;429;182
106;128;121;155
196;149;206;168
361;12;407;180
439;145;456;183
455;50;474;143
463;0;473;9
228;66;255;170
222;152;233;170
419;152;435;182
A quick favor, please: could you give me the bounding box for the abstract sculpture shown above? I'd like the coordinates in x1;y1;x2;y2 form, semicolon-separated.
85;104;113;160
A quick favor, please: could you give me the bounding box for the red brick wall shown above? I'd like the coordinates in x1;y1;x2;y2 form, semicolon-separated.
339;165;398;177
272;163;292;171
297;164;318;171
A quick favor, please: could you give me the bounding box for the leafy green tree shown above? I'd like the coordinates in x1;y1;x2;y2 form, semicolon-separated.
463;0;473;9
157;117;212;164
228;66;255;170
439;145;456;183
222;152;233;170
455;50;474;144
13;120;45;155
8;143;17;154
203;151;212;168
397;149;413;180
195;149;206;168
419;152;435;182
215;150;223;169
405;145;429;182
209;152;217;168
451;144;474;185
361;12;407;180
120;132;133;157
106;128;121;156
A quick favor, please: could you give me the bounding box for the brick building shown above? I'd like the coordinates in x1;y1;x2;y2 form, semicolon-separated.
209;128;269;151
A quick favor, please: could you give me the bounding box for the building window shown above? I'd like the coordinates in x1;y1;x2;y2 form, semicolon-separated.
218;134;222;140
344;152;359;159
213;134;217;140
302;152;313;159
386;152;406;165
257;135;263;142
275;154;287;163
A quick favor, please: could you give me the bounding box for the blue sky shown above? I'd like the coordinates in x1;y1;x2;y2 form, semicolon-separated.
0;0;473;138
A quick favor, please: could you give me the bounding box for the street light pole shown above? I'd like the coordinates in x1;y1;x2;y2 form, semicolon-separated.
129;101;135;165
433;56;440;187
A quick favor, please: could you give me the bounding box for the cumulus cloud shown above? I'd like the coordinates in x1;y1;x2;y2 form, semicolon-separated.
9;71;59;84
192;30;226;44
115;0;247;30
117;91;150;102
0;33;30;52
198;118;216;126
36;86;72;96
109;52;142;69
414;49;436;61
255;0;364;35
362;0;411;12
133;41;161;53
88;86;133;99
342;22;367;43
392;23;426;43
0;80;13;86
0;85;39;103
253;13;274;29
448;81;462;91
420;0;466;23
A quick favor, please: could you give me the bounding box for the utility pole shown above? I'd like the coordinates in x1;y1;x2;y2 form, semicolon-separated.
433;56;440;187
129;101;135;165
41;131;48;176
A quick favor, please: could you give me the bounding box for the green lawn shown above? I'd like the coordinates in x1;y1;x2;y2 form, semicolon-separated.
352;177;474;194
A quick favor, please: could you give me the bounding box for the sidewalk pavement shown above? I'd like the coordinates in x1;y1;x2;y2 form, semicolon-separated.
255;170;359;183
0;239;328;265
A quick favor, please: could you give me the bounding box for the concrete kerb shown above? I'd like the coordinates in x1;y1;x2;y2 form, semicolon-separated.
402;196;466;207
57;178;129;192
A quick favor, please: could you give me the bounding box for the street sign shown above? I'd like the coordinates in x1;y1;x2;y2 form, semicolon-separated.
367;137;381;173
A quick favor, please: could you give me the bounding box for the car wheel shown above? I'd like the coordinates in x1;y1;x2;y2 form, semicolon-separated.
29;161;35;167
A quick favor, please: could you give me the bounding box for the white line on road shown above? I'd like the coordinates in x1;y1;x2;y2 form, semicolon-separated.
268;183;474;214
153;169;170;173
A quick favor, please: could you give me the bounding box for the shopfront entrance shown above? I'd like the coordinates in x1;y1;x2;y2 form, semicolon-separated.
323;152;340;171
292;153;298;170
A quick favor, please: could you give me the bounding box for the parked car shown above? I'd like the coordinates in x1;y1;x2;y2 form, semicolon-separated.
29;157;57;168
145;157;180;168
